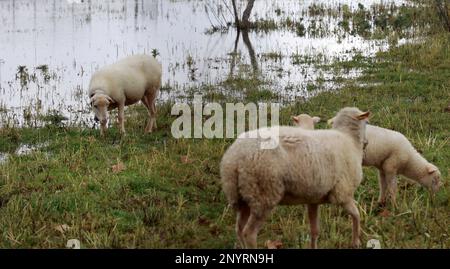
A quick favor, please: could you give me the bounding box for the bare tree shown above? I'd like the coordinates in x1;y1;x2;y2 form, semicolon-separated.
231;0;256;29
231;0;240;28
241;0;255;29
228;0;259;77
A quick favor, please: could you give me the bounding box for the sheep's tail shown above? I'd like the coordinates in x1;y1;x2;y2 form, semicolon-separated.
220;158;241;210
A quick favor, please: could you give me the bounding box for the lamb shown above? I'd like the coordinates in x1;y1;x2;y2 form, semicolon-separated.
360;125;442;206
88;54;162;136
220;107;370;249
328;118;443;207
325;118;442;207
291;114;320;130
363;125;442;206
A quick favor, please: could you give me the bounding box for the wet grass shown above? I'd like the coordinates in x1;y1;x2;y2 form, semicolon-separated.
260;52;283;62
250;1;443;40
0;30;449;248
291;52;327;66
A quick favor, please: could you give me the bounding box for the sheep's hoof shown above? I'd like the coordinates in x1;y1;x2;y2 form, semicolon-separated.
376;201;387;211
352;240;361;249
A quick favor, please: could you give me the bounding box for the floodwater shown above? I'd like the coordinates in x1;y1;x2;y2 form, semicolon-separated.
0;142;48;164
0;0;409;127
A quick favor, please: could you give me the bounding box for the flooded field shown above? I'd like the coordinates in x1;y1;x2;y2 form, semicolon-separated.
0;0;448;250
0;0;416;127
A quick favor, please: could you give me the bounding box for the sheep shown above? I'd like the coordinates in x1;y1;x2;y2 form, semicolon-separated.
220;107;370;249
325;118;443;207
363;125;443;206
88;54;162;136
361;125;443;206
291;114;320;130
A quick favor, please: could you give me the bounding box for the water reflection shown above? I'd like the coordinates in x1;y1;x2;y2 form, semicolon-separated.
229;28;258;77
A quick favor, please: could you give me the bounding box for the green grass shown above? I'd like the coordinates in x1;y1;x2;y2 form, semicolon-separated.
1;25;449;250
249;1;441;40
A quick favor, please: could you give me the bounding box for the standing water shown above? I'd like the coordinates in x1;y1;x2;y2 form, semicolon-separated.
0;0;411;127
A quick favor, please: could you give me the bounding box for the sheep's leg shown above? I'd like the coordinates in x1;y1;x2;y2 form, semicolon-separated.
235;204;250;249
378;170;387;207
142;88;158;133
152;103;157;129
385;173;398;208
118;103;126;134
141;96;153;133
242;210;270;249
148;87;158;131
343;200;360;248
99;118;107;137
382;158;398;207
307;204;320;249
100;124;106;137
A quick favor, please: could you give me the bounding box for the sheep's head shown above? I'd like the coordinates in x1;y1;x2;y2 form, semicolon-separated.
419;164;442;193
90;93;113;129
328;114;370;150
291;114;320;130
331;107;370;148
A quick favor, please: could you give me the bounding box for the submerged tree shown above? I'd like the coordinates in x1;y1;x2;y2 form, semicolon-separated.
228;1;259;76
231;0;256;29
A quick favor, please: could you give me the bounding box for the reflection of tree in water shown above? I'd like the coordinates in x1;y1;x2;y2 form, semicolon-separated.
203;0;258;78
229;0;258;78
241;30;258;75
229;29;258;79
229;29;240;77
135;0;139;19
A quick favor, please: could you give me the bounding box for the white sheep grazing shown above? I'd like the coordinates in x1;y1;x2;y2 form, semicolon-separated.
220;107;370;249
326;118;442;207
291;114;320;130
88;54;162;136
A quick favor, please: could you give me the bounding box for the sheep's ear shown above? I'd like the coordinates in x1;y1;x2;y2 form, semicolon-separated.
106;96;114;104
291;116;300;124
90;96;95;106
427;165;438;174
312;116;321;124
356;111;370;121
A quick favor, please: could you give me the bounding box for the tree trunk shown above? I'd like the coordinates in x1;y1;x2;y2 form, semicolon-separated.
231;0;240;27
241;0;255;29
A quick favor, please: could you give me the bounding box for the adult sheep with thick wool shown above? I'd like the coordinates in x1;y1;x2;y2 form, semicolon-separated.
220;107;370;249
88;54;162;136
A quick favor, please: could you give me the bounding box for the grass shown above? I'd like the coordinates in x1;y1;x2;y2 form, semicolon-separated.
1;11;449;250
249;1;444;40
